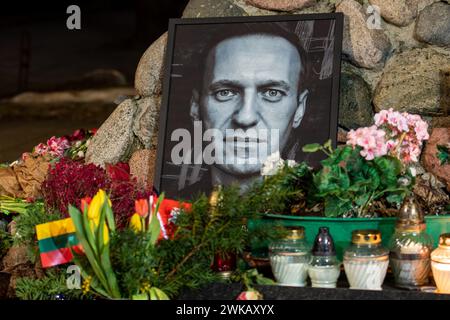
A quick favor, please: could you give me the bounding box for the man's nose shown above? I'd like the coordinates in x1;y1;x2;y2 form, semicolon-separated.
233;91;259;128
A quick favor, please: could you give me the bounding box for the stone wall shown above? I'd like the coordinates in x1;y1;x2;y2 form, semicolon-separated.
86;0;450;189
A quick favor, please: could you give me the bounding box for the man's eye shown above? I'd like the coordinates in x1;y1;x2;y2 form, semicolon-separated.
214;89;236;101
261;89;284;101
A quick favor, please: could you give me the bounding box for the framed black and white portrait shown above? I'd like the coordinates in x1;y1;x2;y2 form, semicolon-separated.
154;14;343;200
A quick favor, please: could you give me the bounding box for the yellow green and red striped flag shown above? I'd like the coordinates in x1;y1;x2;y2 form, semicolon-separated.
36;218;83;268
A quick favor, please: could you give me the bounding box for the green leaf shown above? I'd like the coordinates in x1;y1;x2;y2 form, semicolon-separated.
355;194;370;207
386;193;403;204
148;194;165;246
132;293;149;300
68;205;108;292
324;139;332;151
100;245;121;298
324;196;352;217
153;287;170;300
437;145;449;165
104;198;116;233
302;143;321;153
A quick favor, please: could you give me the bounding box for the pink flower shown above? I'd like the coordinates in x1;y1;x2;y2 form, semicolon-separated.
236;290;263;300
414;120;429;142
34;143;49;155
46;136;70;157
387;111;409;132
69;129;85;142
374;109;390;126
386;140;396;151
347;126;387;161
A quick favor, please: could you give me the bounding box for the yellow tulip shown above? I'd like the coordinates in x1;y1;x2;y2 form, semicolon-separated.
89;219;109;245
103;224;109;245
130;213;143;232
88;189;107;221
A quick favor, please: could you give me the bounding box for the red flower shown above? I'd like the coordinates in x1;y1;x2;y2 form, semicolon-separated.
89;128;98;135
80;197;92;213
106;163;130;182
135;199;149;217
69;129;86;142
25;197;35;203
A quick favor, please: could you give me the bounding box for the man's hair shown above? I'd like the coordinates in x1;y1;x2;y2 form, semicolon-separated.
192;22;309;95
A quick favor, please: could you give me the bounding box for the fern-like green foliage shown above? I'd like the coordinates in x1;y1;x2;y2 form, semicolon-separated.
12;202;62;262
15;269;92;300
13;202;62;246
243;162;313;216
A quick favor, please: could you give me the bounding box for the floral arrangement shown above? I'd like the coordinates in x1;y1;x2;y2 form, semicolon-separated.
304;110;429;217
347;108;429;163
247;110;433;218
22;128;97;161
63;188;272;300
42;158;154;228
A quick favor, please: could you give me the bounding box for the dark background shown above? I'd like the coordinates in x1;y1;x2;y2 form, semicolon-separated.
0;0;189;163
0;0;189;97
158;17;341;199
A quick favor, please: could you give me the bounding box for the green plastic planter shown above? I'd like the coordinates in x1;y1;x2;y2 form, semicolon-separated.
248;214;450;260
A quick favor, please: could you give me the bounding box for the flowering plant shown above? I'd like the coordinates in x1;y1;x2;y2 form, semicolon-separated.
69;190;169;300
303;110;429;218
22;128;97;161
42;158;154;228
347;108;429;163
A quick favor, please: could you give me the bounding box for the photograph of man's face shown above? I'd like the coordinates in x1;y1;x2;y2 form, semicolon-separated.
156;17;341;200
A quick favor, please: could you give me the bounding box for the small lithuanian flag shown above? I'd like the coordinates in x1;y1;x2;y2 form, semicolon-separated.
36;218;82;268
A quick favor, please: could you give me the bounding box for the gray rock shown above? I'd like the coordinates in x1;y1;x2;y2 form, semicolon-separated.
182;0;246;18
245;0;316;12
368;0;418;27
418;0;441;11
129;149;157;189
415;2;450;47
85;98;142;167
234;0;334;15
133;95;161;149
336;0;392;69
373;48;450;115
135;32;167;97
339;71;374;129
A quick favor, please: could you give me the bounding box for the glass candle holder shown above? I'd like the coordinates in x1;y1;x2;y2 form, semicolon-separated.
269;226;311;287
389;196;432;289
344;230;389;291
431;233;450;294
308;227;341;288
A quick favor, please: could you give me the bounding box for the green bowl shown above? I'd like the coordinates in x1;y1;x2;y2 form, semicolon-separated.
248;214;450;261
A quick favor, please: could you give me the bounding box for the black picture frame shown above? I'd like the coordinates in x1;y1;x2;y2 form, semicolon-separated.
154;13;343;200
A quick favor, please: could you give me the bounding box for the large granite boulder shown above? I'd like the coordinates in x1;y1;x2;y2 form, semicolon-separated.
415;2;450;47
368;0;418;27
339;70;374;130
373;48;450;115
336;0;392;69
85;96;160;167
129;148;157;189
135;32;168;97
182;0;246;18
245;0;316;12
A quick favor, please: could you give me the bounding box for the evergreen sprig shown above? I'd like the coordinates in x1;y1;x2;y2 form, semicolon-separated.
103;186;279;299
243;162;313;216
15;268;92;300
